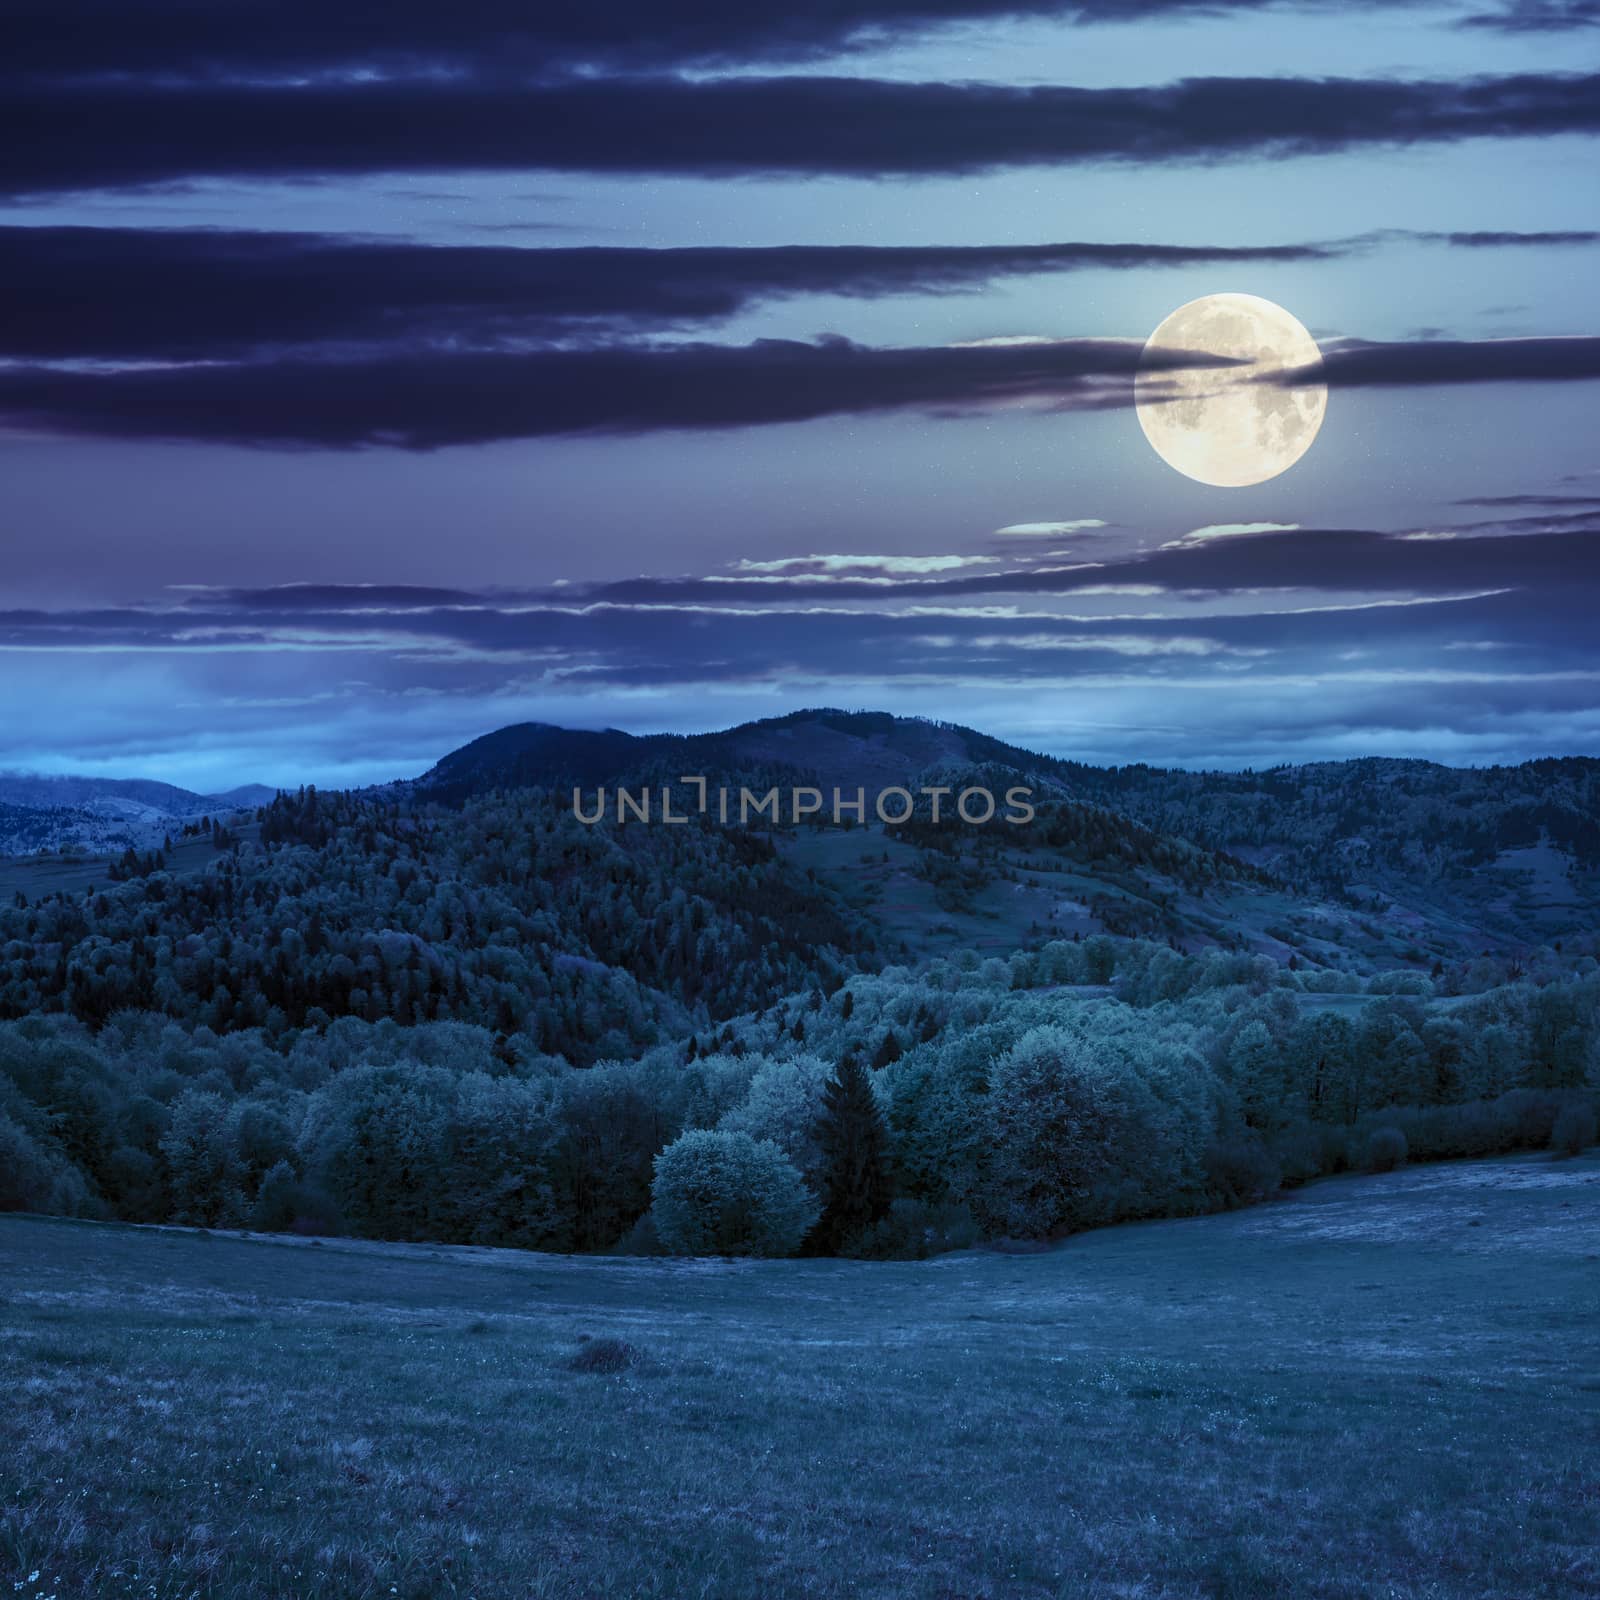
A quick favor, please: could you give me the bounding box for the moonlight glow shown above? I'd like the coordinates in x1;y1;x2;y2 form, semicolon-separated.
1135;293;1327;488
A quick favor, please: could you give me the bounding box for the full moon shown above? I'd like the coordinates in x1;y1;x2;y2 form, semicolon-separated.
1135;293;1326;487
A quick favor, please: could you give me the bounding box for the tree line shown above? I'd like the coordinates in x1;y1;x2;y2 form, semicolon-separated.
3;936;1595;1256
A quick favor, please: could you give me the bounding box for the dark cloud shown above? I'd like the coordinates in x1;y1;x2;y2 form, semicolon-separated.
0;226;1338;361
190;585;488;611
1311;336;1600;388
1440;229;1600;246
0;336;1235;449
1458;2;1600;32
4;70;1598;195
4;331;1597;451
8;225;1592;364
1453;492;1600;507
1;2;1432;84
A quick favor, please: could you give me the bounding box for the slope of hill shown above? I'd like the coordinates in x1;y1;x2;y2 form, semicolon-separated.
0;785;876;1062
1051;753;1600;942
0;773;222;815
2;737;1595;1266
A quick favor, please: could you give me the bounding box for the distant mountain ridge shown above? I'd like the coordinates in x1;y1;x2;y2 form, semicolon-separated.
413;709;1069;805
412;709;1600;945
0;773;274;858
5;711;1599;955
0;773;275;815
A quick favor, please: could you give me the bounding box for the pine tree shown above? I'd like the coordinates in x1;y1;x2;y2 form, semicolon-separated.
813;1055;892;1252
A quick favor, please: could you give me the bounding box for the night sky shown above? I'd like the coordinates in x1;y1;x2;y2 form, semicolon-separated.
2;0;1598;789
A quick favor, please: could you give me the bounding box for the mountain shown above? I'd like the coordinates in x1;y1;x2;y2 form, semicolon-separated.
1043;752;1600;943
413;723;659;800
414;710;1600;954
0;773;273;858
0;773;229;815
4;709;1596;969
415;709;1065;805
206;784;279;809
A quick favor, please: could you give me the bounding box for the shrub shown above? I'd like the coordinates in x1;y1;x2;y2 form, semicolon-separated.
1366;1126;1408;1173
1204;1135;1281;1208
250;1160;342;1236
566;1336;641;1374
839;1198;980;1260
651;1130;818;1257
985;1025;1117;1236
612;1209;665;1256
1267;1120;1328;1187
1550;1101;1597;1158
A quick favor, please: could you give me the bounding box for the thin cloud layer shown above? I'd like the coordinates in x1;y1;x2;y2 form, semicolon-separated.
1459;1;1600;31
2;518;1596;780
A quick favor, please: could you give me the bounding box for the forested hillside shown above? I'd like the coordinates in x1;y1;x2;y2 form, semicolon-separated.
0;787;871;1061
416;710;1600;945
1056;755;1600;895
1;713;1597;1261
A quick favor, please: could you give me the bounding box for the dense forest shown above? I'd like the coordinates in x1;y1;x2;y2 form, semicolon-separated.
0;788;871;1062
1056;755;1600;891
2;733;1597;1258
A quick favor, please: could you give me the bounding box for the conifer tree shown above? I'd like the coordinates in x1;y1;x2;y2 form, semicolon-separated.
813;1054;892;1252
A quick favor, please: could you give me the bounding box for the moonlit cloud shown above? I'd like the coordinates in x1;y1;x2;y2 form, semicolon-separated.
0;511;1593;780
992;520;1110;537
1162;521;1301;548
963;632;1270;656
730;553;1001;576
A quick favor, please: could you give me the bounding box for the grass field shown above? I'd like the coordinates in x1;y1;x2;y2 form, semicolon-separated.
3;1153;1598;1599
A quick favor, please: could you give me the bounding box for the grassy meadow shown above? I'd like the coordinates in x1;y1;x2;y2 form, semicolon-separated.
3;1152;1598;1599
